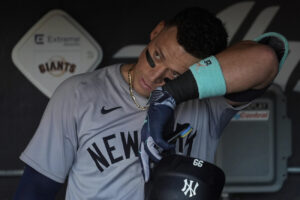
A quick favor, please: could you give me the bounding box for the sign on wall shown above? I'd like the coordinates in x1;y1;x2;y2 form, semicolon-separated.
11;9;103;97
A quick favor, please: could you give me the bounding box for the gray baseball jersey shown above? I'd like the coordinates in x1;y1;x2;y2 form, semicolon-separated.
20;64;244;200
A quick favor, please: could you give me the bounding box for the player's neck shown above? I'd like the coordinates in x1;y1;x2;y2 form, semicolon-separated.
120;63;134;85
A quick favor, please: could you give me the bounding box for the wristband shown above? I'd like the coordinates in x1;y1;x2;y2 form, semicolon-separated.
189;56;227;99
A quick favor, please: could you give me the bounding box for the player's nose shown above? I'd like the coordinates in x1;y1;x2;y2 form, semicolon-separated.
148;65;169;85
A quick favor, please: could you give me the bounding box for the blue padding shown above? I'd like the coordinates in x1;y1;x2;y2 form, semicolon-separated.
13;165;62;200
189;56;227;99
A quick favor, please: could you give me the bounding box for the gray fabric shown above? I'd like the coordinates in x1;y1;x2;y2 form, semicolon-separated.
20;64;244;200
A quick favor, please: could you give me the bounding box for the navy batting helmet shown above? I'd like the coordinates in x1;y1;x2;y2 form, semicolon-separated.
145;155;225;200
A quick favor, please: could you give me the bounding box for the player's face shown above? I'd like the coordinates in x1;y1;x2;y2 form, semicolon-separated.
132;22;198;97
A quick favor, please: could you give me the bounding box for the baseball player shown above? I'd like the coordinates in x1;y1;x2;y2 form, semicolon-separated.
14;7;287;200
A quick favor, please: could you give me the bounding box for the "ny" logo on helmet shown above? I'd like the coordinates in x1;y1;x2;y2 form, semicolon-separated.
181;179;199;197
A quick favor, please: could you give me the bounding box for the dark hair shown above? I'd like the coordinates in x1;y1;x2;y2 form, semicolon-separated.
165;7;228;59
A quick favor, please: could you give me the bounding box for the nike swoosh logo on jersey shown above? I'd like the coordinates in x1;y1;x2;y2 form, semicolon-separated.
101;106;122;114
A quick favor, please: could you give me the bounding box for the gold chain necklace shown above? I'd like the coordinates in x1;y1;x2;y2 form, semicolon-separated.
128;67;148;111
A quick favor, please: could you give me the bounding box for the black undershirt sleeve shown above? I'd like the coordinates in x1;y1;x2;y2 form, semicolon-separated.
13;165;62;200
224;85;270;103
163;70;198;104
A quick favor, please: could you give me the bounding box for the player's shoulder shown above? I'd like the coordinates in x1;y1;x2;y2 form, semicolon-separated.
56;64;120;95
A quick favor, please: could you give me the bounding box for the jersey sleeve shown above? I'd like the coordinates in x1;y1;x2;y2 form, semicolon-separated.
206;96;249;138
20;76;79;183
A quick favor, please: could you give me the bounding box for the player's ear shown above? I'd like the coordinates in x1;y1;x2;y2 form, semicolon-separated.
150;21;165;40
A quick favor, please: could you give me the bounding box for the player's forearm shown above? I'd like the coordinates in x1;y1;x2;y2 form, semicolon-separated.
217;40;278;93
163;43;278;104
163;33;287;105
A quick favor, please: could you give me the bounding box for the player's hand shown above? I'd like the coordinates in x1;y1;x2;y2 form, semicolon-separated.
139;88;176;182
139;88;193;181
